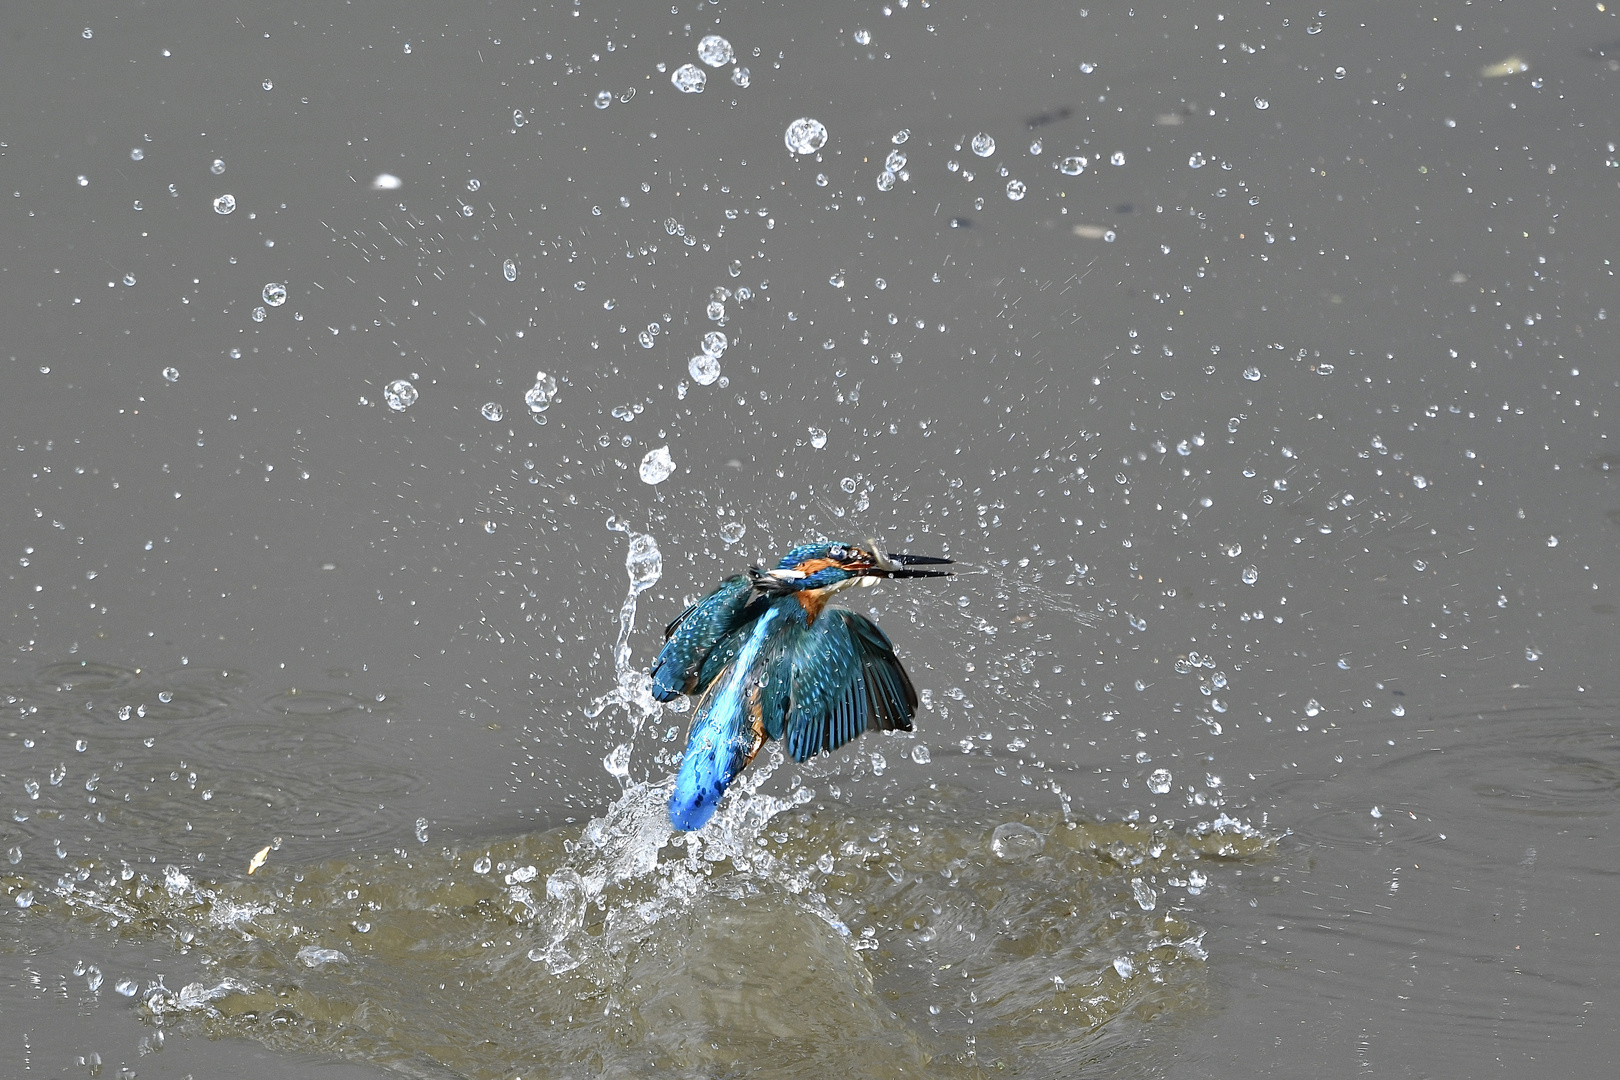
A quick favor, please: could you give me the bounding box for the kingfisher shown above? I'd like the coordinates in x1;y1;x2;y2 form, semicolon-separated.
649;541;952;832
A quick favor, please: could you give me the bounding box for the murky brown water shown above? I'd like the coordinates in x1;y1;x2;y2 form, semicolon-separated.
5;1;1618;1077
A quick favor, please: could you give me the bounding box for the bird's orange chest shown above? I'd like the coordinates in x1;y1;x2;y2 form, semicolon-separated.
795;589;830;623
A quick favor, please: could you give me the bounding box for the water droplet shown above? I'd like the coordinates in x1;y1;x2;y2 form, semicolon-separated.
525;372;558;412
262;282;287;307
785;117;828;154
855;29;872;45
876;170;897;191
1525;647;1543;662
82;27;93;39
371;173;402;190
481;402;504;422
1254;97;1270;110
1546;535;1558;547
1243;366;1262;381
1370;805;1384;819
414;817;429;843
251;306;266;322
1242;565;1258;584
1413;559;1428;572
123;273;136;287
1391;704;1406;717
1188;152;1206;169
990;822;1044;860
697;35;733;67
130;147;144;162
910;743;931;764
261;79;273;91
720;521;746;544
210;159;226;176
639;445;675;485
503;258;518;282
383;379;418;411
701;330;727;357
892;129;910;145
1113;956;1135;979
1130;877;1157;911
1059;156;1087;175
885;150;908;173
212;193;236;215
1110;151;1126;166
161;366;180;383
731;66;750;87
670;63;706;93
594;90;613;109
840;477;858;494
688;354;721;385
77;175;89;187
1006;179;1027;200
473;854;491;874
1147;768;1173;794
970;132;996;157
808;427;828;449
1225;543;1242;557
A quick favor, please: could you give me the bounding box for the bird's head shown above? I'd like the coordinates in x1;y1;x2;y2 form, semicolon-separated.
753;540;952;596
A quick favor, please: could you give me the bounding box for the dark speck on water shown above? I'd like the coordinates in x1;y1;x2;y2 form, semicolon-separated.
1024;106;1073;129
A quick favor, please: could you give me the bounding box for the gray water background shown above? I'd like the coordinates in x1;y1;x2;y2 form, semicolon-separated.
3;1;1617;1076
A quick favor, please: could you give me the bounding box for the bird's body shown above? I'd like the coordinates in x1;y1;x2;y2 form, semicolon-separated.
651;542;950;831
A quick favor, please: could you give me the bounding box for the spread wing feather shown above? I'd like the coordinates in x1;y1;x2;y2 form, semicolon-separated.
784;609;918;762
649;574;765;701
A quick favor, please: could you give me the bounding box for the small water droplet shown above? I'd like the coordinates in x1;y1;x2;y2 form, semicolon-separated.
212;193;236;214
784;117;828;154
161;366;180;383
481;402;504;422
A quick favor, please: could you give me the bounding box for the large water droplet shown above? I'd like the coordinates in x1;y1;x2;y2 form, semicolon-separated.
697;35;733;67
785;117;828;154
670;63;706;93
688;354;721;385
639;445;675;485
383;379;418;411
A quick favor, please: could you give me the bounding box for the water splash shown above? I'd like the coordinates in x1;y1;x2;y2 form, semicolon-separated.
585;520;668;787
17;791;1275;1078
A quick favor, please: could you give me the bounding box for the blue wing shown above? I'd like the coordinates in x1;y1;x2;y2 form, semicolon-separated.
782;609;918;762
649;573;764;701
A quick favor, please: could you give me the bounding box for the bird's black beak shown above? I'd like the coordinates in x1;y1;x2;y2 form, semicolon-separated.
882;552;954;579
